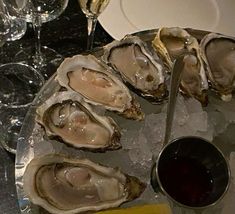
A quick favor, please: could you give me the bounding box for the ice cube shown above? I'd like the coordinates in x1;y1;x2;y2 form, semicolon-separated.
207;111;228;136
162;95;189;126
139;141;152;164
209;95;235;123
188;111;208;132
129;132;153;167
172;123;196;139
195;130;213;142
185;97;203;113
121;129;138;149
144;113;166;139
128;148;140;165
174;95;189;126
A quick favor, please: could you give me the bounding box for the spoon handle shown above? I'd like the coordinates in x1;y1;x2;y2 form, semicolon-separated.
163;55;186;146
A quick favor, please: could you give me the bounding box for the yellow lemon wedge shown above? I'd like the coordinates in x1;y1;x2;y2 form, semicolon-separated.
96;204;172;214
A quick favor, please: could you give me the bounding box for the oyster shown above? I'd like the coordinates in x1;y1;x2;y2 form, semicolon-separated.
23;154;146;214
56;54;144;120
36;91;121;151
152;27;208;105
200;33;235;101
102;35;168;103
152;27;198;70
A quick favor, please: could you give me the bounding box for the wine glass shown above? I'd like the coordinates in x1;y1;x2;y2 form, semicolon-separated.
1;0;26;41
78;0;110;50
0;63;44;154
0;0;10;46
0;2;44;154
11;0;69;79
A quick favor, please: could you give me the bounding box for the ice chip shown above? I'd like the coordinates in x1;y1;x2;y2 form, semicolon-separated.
162;95;189;126
207;110;229;136
144;113;166;145
185;97;203;113
209;95;235;123
121;129;138;149
174;95;189;126
128;148;140;165
188;111;208;132
172;123;196;139
195;130;213;142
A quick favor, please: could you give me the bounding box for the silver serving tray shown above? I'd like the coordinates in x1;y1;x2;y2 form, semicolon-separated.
15;29;235;214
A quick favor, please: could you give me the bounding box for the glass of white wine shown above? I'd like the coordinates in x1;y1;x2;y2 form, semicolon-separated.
78;0;110;50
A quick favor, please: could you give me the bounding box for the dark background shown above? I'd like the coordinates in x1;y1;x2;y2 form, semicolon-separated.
0;0;113;213
0;0;113;64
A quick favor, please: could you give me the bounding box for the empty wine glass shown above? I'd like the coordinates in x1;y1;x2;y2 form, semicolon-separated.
0;0;10;46
11;0;69;79
78;0;110;50
0;1;44;154
0;63;44;154
1;0;26;41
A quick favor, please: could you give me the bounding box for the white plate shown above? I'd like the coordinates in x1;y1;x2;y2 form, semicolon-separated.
98;0;235;40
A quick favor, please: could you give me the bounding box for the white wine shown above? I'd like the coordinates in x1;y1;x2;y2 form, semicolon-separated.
78;0;110;50
78;0;110;17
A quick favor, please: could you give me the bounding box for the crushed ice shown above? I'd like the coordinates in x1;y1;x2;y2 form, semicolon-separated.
123;94;235;169
119;93;235;213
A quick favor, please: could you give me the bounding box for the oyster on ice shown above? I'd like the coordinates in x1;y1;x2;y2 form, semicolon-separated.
56;54;144;120
152;27;208;105
23;154;146;214
152;27;198;70
102;35;168;103
200;33;235;101
36;91;121;151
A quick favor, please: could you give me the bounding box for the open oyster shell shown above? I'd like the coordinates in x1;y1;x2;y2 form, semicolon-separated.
152;27;199;70
56;54;144;120
200;33;235;101
102;35;168;103
23;154;146;214
152;27;208;105
36;91;121;151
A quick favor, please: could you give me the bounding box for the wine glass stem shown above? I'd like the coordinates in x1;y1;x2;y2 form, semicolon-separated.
32;15;43;67
86;16;97;50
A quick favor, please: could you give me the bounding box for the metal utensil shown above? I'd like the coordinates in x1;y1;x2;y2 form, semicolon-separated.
151;54;230;209
163;54;185;146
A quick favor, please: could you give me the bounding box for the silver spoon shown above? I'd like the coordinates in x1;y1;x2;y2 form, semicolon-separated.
151;54;230;211
151;54;186;190
163;54;187;146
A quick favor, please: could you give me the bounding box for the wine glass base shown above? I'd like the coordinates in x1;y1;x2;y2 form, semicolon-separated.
0;107;27;154
0;63;44;154
15;46;64;80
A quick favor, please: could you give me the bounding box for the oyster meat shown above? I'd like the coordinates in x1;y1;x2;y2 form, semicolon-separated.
23;154;146;214
152;27;208;105
152;27;198;70
56;54;144;120
102;35;168;103
36;91;121;151
200;33;235;101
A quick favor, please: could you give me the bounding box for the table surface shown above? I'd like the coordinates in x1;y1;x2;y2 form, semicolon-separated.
0;0;112;213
